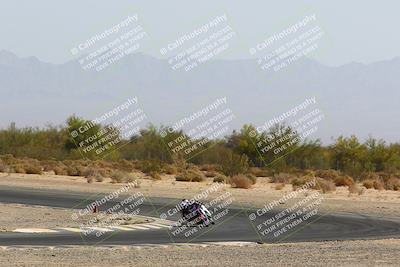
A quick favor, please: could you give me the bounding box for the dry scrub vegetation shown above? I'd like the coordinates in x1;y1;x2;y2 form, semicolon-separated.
1;155;400;195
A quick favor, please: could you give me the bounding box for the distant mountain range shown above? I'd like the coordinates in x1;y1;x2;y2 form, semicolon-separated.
1;50;399;143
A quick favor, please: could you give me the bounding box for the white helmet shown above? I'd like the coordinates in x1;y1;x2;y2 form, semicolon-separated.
181;199;190;209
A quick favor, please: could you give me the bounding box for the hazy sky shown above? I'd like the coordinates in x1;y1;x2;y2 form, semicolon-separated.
1;0;399;66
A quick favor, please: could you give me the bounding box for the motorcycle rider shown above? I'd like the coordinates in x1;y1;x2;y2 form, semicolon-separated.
180;199;191;219
179;199;215;225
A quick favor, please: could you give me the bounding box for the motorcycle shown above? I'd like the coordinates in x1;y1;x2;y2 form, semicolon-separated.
182;201;214;227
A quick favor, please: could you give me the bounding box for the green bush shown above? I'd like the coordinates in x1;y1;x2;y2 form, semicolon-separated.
137;160;163;174
110;171;126;183
95;173;104;182
117;159;135;171
221;153;249;176
213;174;227;183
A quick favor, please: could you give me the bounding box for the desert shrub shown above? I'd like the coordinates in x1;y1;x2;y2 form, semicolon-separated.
67;165;85;176
186;169;204;182
229;174;253;189
24;163;43;174
360;172;380;181
117;159;135;171
213;174;227;183
84;168;99;178
334;176;354;187
270;173;293;184
110;171;127;183
290;169;312;177
275;183;285;190
175;175;190;182
41;160;58;172
204;171;217;178
92;160;113;169
373;180;385;190
84;167;106;183
137;160;163;174
249;167;270;177
376;172;392;182
200;164;219;172
53;166;68;176
221;153;249;176
363;179;385;190
125;174;138;183
314;178;336;193
0;159;5;172
98;168;112;177
149;171;162;180
188;170;204;182
95;173;104;182
315;169;341;180
291;178;306;188
348;184;364;195
362;180;374;189
164;165;177;175
14;164;26;174
246;174;257;185
175;169;205;182
290;175;315;190
385;177;400;191
0;154;16;165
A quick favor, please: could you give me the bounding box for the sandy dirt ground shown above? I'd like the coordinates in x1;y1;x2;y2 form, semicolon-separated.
0;203;151;232
1;172;399;219
0;239;399;266
1;173;400;266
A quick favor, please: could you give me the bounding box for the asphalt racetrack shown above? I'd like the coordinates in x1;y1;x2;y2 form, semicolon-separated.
0;186;399;246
